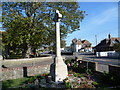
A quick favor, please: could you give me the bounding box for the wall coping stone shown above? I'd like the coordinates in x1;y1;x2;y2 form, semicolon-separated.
3;56;52;61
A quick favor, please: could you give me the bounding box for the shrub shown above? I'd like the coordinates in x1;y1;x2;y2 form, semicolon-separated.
86;69;93;75
101;71;120;86
65;82;72;88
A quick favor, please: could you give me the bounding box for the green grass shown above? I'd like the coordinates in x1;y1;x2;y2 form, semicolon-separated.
2;77;29;88
2;73;49;89
7;54;23;59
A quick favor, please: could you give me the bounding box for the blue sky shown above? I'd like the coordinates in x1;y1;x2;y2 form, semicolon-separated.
65;2;118;46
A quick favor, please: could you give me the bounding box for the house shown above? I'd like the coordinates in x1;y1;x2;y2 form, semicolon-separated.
71;38;92;52
64;46;72;52
71;38;82;52
94;34;120;52
81;40;92;52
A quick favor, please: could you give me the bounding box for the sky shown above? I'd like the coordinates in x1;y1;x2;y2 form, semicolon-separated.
65;2;118;47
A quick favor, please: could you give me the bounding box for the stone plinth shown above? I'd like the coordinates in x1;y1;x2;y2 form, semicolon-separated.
55;56;68;82
50;56;68;82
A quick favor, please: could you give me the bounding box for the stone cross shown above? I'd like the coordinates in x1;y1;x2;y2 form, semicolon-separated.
53;10;62;58
50;10;68;83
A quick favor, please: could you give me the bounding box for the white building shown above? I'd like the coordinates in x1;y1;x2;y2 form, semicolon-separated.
71;39;82;52
71;38;92;52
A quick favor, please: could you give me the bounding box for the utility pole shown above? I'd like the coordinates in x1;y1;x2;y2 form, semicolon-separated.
95;35;97;45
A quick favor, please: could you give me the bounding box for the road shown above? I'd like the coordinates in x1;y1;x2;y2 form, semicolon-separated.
46;53;120;66
76;52;120;66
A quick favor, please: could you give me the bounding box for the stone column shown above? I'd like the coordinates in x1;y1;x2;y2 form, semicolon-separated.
95;62;98;71
56;21;61;58
50;10;68;83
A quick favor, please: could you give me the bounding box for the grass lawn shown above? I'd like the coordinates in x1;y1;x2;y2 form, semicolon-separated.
2;73;48;89
2;77;29;89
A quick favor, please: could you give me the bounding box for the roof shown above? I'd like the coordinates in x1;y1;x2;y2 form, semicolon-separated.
95;36;120;51
76;40;82;45
82;40;91;45
72;38;92;45
72;38;82;45
109;37;120;46
72;38;77;43
65;46;71;48
111;37;120;41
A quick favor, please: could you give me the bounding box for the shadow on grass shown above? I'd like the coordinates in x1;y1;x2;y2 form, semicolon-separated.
2;77;28;89
2;73;50;89
2;80;14;89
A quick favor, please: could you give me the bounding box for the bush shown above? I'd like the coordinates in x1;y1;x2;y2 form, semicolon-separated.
86;69;93;75
27;76;37;83
101;72;120;86
65;82;72;88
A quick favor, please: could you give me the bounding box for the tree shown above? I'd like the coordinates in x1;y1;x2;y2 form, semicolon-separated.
114;43;120;52
61;39;66;48
2;2;86;58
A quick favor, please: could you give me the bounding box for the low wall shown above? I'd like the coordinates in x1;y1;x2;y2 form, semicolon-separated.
95;62;109;73
3;56;52;67
109;65;120;76
0;65;50;81
81;60;120;76
78;61;96;72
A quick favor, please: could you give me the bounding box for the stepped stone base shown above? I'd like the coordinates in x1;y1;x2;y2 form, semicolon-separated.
50;56;68;83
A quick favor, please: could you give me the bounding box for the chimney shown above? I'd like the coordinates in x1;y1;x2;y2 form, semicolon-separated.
108;34;111;39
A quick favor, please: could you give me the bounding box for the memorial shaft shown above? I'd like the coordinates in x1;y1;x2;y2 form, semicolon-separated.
56;21;61;58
